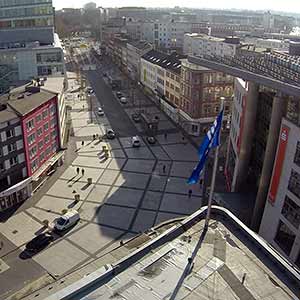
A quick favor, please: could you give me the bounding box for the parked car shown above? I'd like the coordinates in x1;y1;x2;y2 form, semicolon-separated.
116;91;123;99
120;97;127;104
97;107;104;116
54;210;80;231
132;113;141;123
106;129;115;139
131;136;141;147
25;233;54;252
146;136;156;145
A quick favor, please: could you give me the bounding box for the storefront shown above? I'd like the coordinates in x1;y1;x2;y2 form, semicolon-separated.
0;177;32;212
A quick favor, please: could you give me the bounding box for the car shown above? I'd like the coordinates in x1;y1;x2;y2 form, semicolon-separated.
132;113;141;123
54;210;80;231
146;136;156;144
97;107;104;116
120;97;127;104
25;233;54;252
132;136;141;147
106;129;115;139
116;91;123;99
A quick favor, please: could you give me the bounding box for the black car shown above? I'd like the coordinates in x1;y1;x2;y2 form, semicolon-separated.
25;233;54;252
146;136;156;144
116;91;123;99
132;113;141;123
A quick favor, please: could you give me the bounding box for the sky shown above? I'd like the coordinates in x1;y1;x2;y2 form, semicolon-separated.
52;0;300;14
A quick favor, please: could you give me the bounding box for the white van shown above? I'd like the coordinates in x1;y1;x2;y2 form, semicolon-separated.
131;136;141;147
54;210;80;231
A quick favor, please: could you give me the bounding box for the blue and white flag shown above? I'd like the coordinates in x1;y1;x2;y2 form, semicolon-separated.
188;109;224;185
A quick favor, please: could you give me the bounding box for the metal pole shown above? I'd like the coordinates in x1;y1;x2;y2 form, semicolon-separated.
204;98;224;230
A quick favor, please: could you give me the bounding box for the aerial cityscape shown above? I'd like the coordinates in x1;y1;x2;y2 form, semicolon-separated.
0;1;300;300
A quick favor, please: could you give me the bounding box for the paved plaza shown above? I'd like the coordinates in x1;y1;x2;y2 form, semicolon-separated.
0;63;203;299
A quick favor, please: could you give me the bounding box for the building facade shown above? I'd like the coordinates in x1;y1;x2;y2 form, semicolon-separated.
126;40;152;80
0;106;29;212
183;33;240;57
0;0;55;47
260;117;300;268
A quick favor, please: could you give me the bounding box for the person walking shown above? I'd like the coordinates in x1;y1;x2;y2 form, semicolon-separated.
163;165;166;174
188;189;192;198
81;141;84;146
164;133;168;140
81;168;85;177
76;167;79;175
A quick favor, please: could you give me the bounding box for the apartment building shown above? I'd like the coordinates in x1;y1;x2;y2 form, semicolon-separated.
183;33;240;57
126;40;152;80
0;105;29;212
180;58;233;135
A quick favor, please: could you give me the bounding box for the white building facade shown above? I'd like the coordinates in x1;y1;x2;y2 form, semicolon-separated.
260;117;300;269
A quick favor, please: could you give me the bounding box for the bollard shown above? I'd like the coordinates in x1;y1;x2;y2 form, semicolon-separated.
87;177;92;184
74;194;80;202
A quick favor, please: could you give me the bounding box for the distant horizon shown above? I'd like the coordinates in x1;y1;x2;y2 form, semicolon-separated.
53;0;300;15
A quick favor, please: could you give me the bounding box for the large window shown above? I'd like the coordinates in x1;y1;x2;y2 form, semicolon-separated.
294;141;300;167
274;220;295;256
6;129;14;139
26;119;34;131
288;170;300;198
281;196;300;229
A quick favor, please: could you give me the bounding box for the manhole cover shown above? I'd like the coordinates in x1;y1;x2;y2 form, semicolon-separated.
12;230;18;234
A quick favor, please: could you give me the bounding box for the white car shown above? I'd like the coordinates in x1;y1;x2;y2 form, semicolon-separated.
131;136;141;147
97;107;104;116
54;210;80;231
120;97;127;104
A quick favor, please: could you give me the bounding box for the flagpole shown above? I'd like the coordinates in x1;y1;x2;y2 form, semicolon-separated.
204;97;224;230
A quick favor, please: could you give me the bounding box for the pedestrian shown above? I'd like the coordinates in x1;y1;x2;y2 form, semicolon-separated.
82;104;85;109
163;165;166;174
76;167;79;175
93;134;96;140
188;189;192;198
182;136;185;143
81;168;85;176
164;133;167;140
81;141;84;146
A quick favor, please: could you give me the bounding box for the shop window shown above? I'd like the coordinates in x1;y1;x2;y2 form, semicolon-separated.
294;141;300;167
288;170;300;198
274;220;295;256
281;196;300;229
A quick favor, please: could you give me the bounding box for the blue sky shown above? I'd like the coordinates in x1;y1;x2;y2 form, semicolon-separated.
53;0;299;14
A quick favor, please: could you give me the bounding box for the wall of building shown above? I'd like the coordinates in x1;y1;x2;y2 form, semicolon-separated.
260;118;300;268
22;96;60;177
165;70;181;107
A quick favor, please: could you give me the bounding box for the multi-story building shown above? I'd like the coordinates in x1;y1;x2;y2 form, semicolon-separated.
180;58;233;135
126;40;152;80
165;64;182;108
7;85;61;183
0;0;55;47
260;117;300;268
183;33;240;57
0;104;29;213
0;0;65;93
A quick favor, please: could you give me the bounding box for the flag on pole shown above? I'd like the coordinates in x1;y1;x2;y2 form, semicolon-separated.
188;109;224;185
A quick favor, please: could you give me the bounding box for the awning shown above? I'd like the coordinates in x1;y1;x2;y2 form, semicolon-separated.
0;177;32;197
32;151;65;182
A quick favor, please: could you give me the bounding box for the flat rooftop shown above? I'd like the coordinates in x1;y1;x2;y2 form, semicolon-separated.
41;207;300;300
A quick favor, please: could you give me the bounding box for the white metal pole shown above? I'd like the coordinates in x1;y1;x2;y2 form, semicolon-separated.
204;98;224;230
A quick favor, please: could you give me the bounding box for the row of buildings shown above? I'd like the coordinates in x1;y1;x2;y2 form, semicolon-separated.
0;0;67;213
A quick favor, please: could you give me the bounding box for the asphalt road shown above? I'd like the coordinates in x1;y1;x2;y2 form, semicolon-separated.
86;70;138;138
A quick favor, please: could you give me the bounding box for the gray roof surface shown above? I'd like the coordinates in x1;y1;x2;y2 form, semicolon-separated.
8;90;56;116
0;109;18;123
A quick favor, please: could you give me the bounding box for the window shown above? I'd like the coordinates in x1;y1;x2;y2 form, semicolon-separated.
8;143;16;153
274;220;295;256
50;117;56;128
6;129;14;139
0;148;2;157
30;159;38;172
9;156;18;166
26;119;34;131
51;130;57;139
45;146;51;156
45;135;50;144
288;170;300;198
44;122;49;131
27;133;35;145
294;141;300;167
39;152;45;163
281;196;300;229
36;114;42;123
37;127;42;136
0;162;4;172
38;140;43;149
42;110;48;119
50;105;56;115
29;146;37;159
52;142;57;152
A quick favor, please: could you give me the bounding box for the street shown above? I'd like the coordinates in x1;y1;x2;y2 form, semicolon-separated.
0;48;203;299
